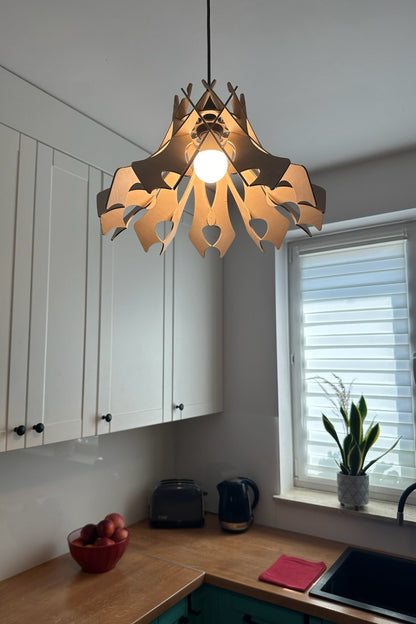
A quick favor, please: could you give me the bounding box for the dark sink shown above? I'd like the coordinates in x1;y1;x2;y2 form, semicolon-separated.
309;547;416;623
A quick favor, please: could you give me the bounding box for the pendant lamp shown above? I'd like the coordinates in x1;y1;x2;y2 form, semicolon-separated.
97;2;326;257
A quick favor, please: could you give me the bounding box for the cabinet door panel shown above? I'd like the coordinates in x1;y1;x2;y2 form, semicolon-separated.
27;146;89;445
0;124;20;451
172;213;223;420
212;586;303;624
7;134;36;451
81;166;102;438
158;598;187;624
99;206;165;432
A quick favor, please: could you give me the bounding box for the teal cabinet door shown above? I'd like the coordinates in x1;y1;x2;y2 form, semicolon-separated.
152;587;332;624
150;598;188;624
205;585;303;624
158;599;188;624
187;587;206;624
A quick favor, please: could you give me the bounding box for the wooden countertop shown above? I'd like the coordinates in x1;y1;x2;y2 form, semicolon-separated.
0;513;405;624
129;514;401;624
0;547;204;624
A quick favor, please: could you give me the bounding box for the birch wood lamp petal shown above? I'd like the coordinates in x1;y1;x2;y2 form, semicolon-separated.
97;4;326;257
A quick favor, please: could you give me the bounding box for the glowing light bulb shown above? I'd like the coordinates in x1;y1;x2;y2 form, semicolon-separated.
194;150;228;183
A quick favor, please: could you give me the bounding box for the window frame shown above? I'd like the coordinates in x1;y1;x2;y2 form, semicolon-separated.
275;209;416;503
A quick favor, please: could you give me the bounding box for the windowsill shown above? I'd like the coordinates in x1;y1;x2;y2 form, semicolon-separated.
273;488;416;527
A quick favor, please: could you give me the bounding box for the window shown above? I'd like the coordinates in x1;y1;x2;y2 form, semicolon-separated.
288;221;416;500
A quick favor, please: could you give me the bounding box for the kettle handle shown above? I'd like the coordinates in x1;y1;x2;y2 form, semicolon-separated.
239;477;259;510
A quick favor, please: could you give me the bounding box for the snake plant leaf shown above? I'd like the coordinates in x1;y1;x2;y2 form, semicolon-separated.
362;423;380;459
339;462;349;475
358;395;367;421
322;414;344;456
340;405;349;428
362;436;402;474
349;402;363;445
364;418;376;440
342;433;352;466
347;443;364;475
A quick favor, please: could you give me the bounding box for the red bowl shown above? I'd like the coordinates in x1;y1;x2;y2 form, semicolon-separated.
67;528;129;573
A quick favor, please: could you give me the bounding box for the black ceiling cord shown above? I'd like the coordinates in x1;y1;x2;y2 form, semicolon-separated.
207;0;212;84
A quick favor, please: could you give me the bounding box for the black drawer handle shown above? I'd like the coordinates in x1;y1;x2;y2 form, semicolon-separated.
187;594;201;616
14;425;26;436
33;423;44;433
175;403;184;411
102;413;112;422
243;615;260;624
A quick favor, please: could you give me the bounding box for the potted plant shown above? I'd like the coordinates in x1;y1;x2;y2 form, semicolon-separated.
316;375;400;509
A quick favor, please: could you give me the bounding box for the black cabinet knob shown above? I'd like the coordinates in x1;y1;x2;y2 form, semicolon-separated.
14;425;26;436
33;423;45;433
175;403;184;411
102;413;112;422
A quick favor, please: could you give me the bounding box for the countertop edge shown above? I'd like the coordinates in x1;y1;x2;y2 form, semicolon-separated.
135;574;205;624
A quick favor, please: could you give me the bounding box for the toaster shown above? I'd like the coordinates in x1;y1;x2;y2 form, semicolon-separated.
150;479;205;528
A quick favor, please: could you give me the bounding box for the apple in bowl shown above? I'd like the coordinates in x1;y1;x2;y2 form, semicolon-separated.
67;513;129;573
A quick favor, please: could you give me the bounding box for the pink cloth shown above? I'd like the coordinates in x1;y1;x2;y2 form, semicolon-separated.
258;554;327;592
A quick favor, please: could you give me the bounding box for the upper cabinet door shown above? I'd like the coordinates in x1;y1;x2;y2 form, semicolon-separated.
24;146;100;447
98;175;165;434
171;212;223;421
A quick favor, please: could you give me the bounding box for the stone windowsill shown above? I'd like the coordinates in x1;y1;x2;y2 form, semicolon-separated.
273;487;416;526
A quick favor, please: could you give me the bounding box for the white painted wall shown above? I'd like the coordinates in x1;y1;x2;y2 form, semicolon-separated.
315;148;416;224
173;219;279;527
0;423;175;581
174;148;416;557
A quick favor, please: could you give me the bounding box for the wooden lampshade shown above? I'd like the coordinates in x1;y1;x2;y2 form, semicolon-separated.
97;80;326;257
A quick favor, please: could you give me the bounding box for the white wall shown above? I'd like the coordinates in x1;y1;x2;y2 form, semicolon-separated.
0;423;175;581
316;148;416;224
174;223;279;526
174;148;416;556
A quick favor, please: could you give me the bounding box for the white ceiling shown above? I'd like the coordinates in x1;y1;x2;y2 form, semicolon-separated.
1;0;415;171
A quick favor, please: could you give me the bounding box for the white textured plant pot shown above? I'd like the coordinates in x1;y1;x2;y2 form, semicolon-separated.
337;473;369;509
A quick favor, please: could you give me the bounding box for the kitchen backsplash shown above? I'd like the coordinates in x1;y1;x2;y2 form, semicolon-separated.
0;423;175;580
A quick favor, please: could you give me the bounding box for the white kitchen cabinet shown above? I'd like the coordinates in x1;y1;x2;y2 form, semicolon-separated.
0;67;223;452
0;124;102;450
97;174;166;434
1;139;222;450
168;212;223;421
16;145;101;448
98;208;223;432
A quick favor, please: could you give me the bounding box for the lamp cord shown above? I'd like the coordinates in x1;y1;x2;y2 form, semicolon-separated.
207;0;211;84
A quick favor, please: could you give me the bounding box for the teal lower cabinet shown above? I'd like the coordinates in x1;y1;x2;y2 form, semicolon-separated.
201;585;304;624
150;589;205;624
151;586;335;624
159;599;189;624
150;598;188;624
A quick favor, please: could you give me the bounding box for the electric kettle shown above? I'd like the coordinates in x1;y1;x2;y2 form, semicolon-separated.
217;477;259;533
